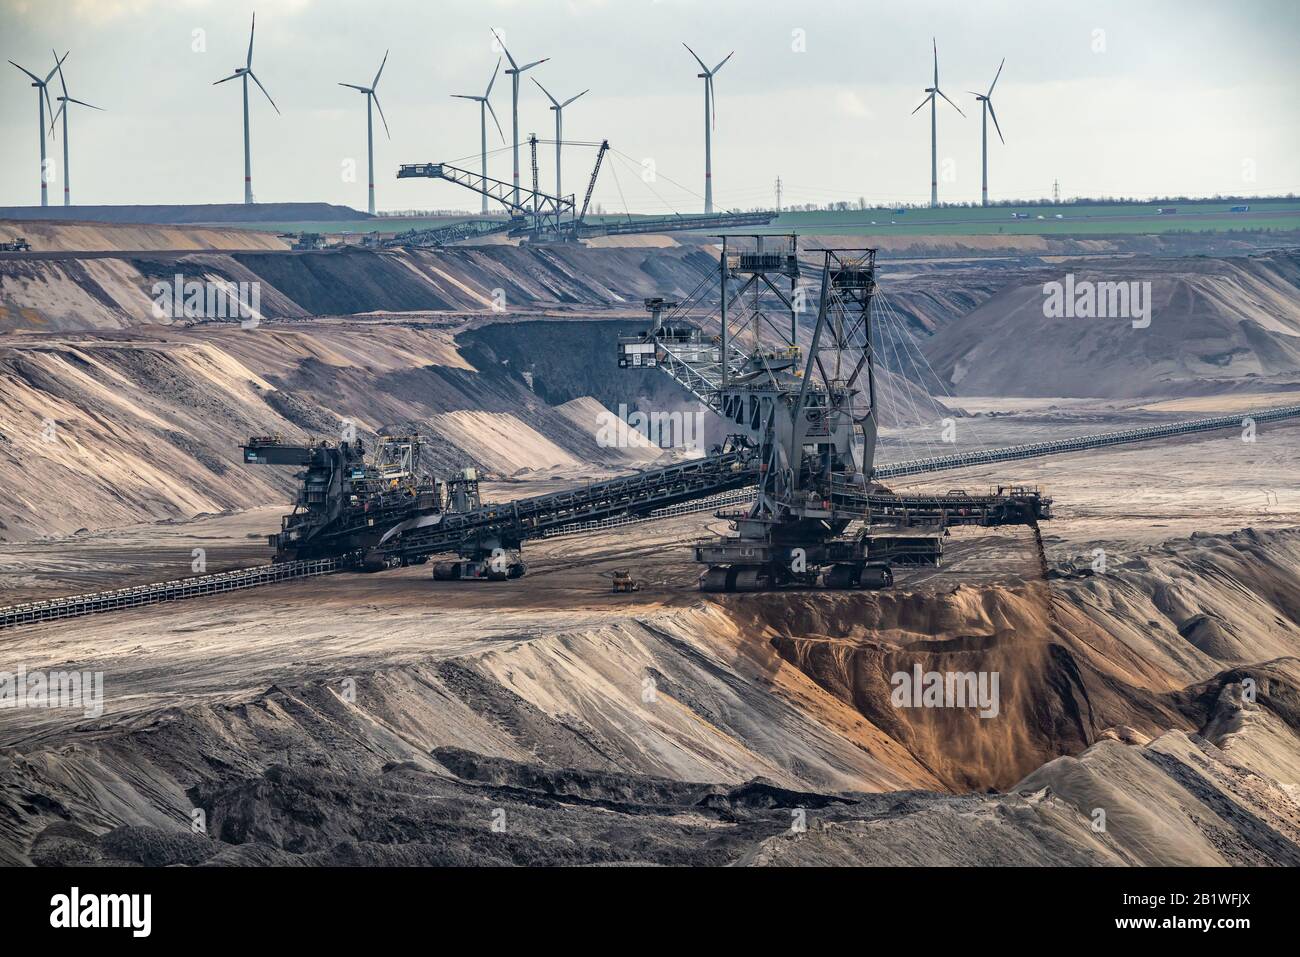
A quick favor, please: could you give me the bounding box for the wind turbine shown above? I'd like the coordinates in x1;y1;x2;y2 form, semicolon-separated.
683;44;732;215
213;12;280;204
49;51;104;207
451;59;505;215
911;38;963;208
340;50;390;216
970;59;1005;207
491;29;548;207
8;52;66;207
532;79;587;202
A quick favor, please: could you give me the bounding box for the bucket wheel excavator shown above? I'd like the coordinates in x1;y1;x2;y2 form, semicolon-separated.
617;235;1050;591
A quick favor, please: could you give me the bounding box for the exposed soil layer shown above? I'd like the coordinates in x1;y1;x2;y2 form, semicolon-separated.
0;321;688;541
1;528;1297;866
924;251;1300;397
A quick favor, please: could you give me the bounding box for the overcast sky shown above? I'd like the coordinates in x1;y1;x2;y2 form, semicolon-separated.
2;0;1297;213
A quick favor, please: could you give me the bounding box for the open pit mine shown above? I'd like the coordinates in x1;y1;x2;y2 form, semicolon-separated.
3;220;1300;880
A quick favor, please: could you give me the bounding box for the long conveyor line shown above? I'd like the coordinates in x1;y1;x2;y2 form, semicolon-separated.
539;402;1300;534
3;402;1298;630
874;403;1300;479
0;558;341;631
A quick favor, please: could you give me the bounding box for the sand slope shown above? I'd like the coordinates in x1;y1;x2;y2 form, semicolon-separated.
0;219;288;253
1;525;1297;865
923;251;1300;396
0;324;658;540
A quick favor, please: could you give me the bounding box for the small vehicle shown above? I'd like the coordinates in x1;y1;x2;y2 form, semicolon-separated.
611;570;640;593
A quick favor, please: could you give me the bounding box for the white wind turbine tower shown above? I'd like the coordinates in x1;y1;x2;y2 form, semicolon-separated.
50;51;104;207
8;52;67;207
970;59;1005;207
532;79;587;202
340;51;391;216
213;12;280;204
451;59;505;214
490;29;548;206
911;38;963;208
683;43;733;215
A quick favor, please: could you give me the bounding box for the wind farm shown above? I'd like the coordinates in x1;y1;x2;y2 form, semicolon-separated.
3;16;1295;237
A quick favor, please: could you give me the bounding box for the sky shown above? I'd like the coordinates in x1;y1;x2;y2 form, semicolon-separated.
1;0;1298;214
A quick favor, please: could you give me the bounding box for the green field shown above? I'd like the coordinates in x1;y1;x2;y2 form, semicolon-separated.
215;198;1300;239
762;200;1300;237
214;215;487;236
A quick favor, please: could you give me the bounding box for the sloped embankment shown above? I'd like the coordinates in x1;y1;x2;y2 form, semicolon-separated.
0;322;665;541
922;250;1300;397
0;244;721;333
0;217;291;254
1;529;1297;865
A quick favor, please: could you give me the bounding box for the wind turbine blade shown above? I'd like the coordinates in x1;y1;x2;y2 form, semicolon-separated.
491;29;517;70
532;77;559;108
450;93;478;100
485;99;504;140
248;70;280;114
987;99;1004;143
9;61;43;84
485;57;501;97
213;71;242;85
937;88;965;117
371;92;390;139
518;58;548;73
712;51;734;74
339;82;370;92
53;49;68;98
50;101;64;135
372;49;388;89
44;50;68;85
911;93;933;115
708;74;716;128
561;89;588;108
67;96;103;110
42;85;55;132
988;57;1004;96
932;37;938;87
682;42;709;73
247;11;256;69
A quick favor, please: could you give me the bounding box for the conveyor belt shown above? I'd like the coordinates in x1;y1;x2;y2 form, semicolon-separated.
0;558;340;631
380;450;753;560
875;404;1300;479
